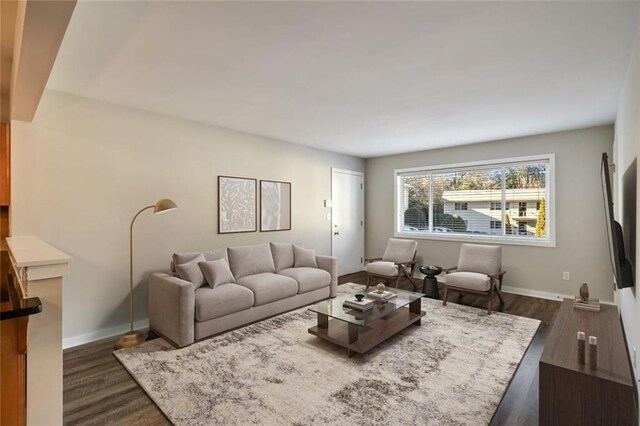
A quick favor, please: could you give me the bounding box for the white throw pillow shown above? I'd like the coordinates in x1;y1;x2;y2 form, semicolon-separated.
199;258;236;288
293;245;318;268
175;253;207;288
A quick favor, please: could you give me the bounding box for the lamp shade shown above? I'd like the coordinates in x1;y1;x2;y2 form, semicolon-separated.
153;198;178;214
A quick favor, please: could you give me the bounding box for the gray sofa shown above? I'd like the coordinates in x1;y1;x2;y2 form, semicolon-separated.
149;242;337;347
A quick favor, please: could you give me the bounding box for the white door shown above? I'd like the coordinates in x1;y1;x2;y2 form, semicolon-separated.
331;168;364;276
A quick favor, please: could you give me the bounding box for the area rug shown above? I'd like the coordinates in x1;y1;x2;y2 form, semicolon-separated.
114;283;540;425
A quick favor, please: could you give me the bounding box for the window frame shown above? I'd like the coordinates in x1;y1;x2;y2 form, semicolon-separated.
394;153;556;247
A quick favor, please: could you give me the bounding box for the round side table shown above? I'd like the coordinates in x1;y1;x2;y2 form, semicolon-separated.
419;265;442;299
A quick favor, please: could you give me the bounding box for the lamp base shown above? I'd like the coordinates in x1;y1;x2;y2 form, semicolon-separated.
115;330;146;349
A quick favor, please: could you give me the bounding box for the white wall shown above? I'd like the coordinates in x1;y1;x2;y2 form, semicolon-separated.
614;10;640;396
11;90;364;343
366;126;614;302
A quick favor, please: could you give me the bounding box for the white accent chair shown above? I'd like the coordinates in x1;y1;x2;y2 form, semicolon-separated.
442;243;505;314
365;238;419;289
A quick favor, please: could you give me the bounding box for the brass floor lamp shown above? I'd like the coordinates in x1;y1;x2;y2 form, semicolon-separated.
116;198;178;349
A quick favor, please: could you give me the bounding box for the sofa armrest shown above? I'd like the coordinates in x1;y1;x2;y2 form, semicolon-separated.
148;272;195;347
316;255;338;297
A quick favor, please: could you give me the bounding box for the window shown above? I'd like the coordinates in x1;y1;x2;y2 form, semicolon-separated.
396;154;554;246
454;202;468;211
518;222;527;235
518;202;527;217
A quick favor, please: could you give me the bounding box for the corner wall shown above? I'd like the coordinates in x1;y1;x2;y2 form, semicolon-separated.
10;90;364;344
614;10;640;398
365;125;614;302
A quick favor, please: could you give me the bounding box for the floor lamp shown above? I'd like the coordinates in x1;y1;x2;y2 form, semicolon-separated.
116;198;178;349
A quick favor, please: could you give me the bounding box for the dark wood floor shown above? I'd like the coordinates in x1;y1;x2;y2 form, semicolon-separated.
63;272;560;425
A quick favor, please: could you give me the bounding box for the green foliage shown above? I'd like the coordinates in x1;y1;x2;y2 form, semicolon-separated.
505;165;546;189
404;207;427;228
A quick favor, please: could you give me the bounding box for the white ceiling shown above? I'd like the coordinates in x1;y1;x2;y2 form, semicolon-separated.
47;1;639;158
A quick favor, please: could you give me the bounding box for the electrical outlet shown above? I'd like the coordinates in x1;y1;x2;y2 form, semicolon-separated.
562;271;570;281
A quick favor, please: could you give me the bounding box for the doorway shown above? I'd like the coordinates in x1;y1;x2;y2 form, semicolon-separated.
331;168;364;276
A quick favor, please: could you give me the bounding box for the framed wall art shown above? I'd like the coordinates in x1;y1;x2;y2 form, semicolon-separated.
260;180;291;232
218;176;257;234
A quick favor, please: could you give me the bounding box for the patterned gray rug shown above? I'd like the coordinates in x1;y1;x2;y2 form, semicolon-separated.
115;283;540;425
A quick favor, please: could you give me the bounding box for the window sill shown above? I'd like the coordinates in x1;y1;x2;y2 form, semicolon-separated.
394;231;556;248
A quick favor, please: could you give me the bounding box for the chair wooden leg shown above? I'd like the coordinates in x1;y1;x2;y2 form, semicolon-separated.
365;274;371;289
409;263;419;290
394;274;401;288
442;286;448;306
401;268;417;290
487;285;494;315
496;286;505;305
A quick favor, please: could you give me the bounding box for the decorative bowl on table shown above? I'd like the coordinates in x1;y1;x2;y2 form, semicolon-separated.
355;294;365;301
419;265;443;276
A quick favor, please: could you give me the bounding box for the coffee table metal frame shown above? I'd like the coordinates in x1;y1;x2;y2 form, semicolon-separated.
307;287;425;357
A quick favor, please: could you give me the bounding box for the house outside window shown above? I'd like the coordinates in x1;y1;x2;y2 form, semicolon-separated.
518;202;527;217
454;202;468;211
518;222;527;235
395;154;555;247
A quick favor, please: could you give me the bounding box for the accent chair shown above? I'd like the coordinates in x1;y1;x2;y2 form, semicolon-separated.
364;238;419;289
442;243;505;314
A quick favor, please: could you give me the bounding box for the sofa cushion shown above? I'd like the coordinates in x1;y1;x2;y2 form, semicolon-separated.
199;258;235;288
270;242;294;272
279;267;331;294
172;248;228;272
175;253;207;288
293;245;318;268
365;261;398;277
228;243;276;279
235;273;298;306
194;284;254;321
444;271;491;292
382;238;418;263
457;244;501;276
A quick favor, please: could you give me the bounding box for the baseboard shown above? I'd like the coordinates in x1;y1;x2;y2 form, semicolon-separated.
501;285;615;305
62;285;614;349
63;319;149;349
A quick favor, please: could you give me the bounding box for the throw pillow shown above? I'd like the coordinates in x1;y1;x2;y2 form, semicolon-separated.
293;245;317;268
199;258;236;288
172;251;203;267
175;253;207;288
228;243;276;279
270;242;294;272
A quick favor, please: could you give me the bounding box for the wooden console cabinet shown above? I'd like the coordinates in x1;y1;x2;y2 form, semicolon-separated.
539;298;637;425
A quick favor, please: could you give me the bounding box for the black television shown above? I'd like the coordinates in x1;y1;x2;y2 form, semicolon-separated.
601;153;634;289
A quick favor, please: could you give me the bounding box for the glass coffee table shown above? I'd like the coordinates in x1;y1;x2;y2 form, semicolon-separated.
307;287;425;357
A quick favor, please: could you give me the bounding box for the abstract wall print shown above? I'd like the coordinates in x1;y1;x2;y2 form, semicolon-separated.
218;176;257;234
260;180;291;232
